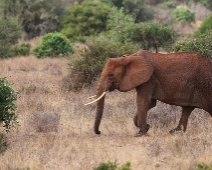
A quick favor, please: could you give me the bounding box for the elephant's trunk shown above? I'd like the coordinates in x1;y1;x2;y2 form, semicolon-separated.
94;95;105;134
94;78;108;134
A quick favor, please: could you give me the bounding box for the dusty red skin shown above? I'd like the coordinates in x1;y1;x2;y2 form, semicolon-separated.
93;50;212;137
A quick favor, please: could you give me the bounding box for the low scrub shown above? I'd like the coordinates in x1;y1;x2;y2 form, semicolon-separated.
173;30;212;59
93;160;132;170
33;32;75;58
196;162;212;170
16;43;31;56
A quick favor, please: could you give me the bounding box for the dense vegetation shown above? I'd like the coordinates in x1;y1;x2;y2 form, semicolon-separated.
0;78;18;133
0;0;212;89
33;32;75;58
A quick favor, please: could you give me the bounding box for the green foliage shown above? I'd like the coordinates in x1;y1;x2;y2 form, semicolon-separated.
145;0;165;5
68;37;140;90
0;0;64;39
118;23;177;52
0;134;8;154
122;0;154;22
93;160;132;170
196;162;212;170
173;29;212;58
106;8;135;39
102;0;154;22
33;32;74;58
16;43;31;56
157;0;177;9
0;15;22;58
0;77;18;132
193;0;212;9
195;12;212;36
61;0;113;41
171;7;195;24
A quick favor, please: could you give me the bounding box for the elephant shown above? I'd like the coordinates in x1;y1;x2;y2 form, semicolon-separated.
85;50;212;137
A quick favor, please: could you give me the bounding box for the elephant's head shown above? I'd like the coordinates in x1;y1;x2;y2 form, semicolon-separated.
85;50;154;135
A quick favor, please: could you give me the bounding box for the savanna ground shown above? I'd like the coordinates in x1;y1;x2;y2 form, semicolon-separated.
0;43;212;169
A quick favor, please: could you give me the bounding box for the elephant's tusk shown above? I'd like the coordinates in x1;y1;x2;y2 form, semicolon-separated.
88;95;96;99
84;92;106;105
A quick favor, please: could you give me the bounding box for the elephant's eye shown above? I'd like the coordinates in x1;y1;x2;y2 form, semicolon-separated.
109;73;113;79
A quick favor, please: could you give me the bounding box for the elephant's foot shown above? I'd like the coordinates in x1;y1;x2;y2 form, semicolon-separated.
133;114;139;127
169;126;185;134
134;124;150;137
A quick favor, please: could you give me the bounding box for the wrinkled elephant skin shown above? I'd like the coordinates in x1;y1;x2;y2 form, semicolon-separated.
91;50;212;137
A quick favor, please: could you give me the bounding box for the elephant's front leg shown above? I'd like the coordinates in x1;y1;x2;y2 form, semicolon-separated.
133;85;153;137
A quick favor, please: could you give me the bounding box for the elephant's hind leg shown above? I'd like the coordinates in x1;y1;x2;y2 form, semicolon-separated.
169;106;195;134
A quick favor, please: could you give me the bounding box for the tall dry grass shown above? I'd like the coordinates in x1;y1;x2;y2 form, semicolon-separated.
0;56;212;170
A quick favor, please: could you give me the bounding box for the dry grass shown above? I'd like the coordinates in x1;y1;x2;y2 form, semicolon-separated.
0;56;212;170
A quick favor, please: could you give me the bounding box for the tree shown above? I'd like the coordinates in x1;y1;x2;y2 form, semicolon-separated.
61;0;113;41
0;15;22;58
123;0;154;22
118;23;177;53
0;0;64;39
102;0;154;22
171;7;195;24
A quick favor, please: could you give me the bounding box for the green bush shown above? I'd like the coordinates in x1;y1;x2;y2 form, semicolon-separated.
33;32;74;58
171;7;195;24
196;162;212;170
93;160;132;170
0;77;18;132
194;12;212;36
0;15;22;58
173;29;212;58
61;0;113;41
16;43;31;56
118;23;177;52
67;37;140;90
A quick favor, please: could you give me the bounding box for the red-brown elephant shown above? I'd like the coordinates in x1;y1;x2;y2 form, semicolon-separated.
85;50;212;137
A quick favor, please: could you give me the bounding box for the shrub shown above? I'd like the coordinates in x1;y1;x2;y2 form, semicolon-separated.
173;29;212;59
196;162;212;170
171;7;195;24
0;15;22;58
118;23;177;52
61;0;113;41
0;77;18;132
16;43;31;56
93;160;132;170
33;32;74;58
66;37;140;90
194;12;212;36
31;112;60;133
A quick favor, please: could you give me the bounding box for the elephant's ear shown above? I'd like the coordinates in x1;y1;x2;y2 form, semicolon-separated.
119;55;154;92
